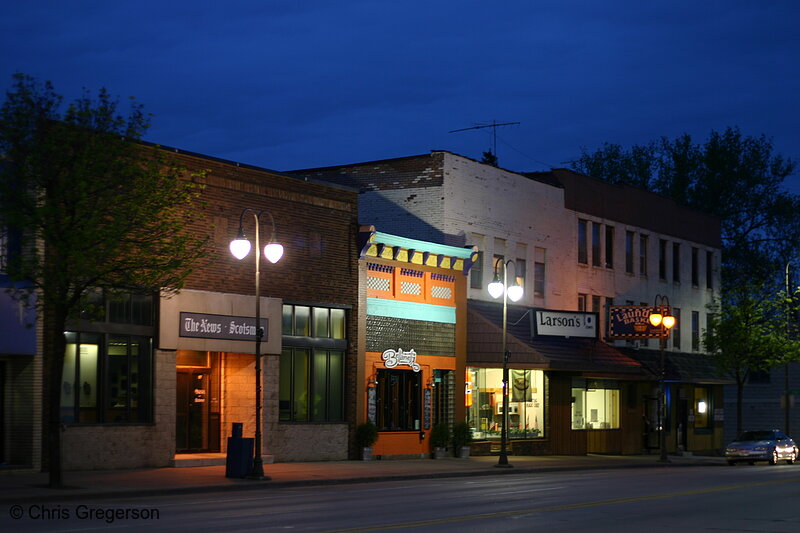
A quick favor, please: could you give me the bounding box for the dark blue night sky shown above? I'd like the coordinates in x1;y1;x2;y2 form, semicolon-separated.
2;1;798;190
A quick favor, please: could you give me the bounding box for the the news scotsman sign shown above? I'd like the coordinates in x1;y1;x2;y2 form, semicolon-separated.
179;312;269;341
534;310;597;338
607;305;665;339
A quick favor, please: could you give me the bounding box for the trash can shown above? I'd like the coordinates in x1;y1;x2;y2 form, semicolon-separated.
225;423;254;478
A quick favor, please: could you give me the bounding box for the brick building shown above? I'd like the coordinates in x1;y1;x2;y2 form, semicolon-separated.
1;145;360;470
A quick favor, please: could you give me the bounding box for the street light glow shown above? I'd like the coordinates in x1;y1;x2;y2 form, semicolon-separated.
230;238;252;260
264;242;284;264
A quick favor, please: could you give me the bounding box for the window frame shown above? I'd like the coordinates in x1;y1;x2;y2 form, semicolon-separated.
280;304;348;423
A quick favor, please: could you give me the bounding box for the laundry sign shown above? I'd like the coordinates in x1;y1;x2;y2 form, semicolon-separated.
607;306;665;339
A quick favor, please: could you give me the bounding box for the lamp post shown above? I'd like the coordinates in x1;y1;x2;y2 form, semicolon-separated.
786;262;793;436
649;294;676;463
230;208;284;480
488;258;524;468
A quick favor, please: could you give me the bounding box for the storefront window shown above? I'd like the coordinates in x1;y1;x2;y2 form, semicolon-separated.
466;367;546;440
694;386;710;429
571;379;619;430
62;332;152;424
376;369;421;431
280;303;347;423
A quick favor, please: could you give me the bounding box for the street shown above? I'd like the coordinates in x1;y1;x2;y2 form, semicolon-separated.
4;464;800;532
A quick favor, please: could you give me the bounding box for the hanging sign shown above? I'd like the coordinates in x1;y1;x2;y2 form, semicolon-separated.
607;306;667;339
534;310;597;338
382;348;420;372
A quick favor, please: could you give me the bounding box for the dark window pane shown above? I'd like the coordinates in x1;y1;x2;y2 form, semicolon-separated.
330;309;346;339
313;307;330;338
328;351;343;420
279;349;292;421
312;350;328;421
282;305;293;336
293;349;309;421
294;306;310;337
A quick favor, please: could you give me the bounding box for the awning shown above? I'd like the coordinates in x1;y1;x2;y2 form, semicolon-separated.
618;347;734;384
468;300;647;377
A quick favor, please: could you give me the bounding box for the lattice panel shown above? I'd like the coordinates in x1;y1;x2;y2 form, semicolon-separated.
367;275;391;292
400;281;422;295
430;286;452;300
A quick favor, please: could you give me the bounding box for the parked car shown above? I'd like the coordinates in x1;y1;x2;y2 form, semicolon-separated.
725;430;798;465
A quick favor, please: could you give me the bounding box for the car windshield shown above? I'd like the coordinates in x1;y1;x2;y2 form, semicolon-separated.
738;431;775;441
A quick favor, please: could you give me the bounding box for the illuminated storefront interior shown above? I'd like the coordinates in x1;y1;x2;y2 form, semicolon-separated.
467;367;546;440
570;378;619;430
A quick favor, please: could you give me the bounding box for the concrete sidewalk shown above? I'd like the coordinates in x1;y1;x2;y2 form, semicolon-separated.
0;454;725;504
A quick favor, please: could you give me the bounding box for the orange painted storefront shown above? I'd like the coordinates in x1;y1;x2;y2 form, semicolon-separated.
357;227;474;458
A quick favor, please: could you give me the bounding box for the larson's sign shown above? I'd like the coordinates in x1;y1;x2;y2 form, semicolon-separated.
534;310;597;338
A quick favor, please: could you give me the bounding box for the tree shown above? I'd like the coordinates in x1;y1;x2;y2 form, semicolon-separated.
481;151;498;167
0;74;209;487
704;286;797;436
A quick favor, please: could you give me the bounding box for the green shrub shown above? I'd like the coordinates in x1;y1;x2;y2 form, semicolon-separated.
452;421;472;449
431;423;451;448
355;421;378;448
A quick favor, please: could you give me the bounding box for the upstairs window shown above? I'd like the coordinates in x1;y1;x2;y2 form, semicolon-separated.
605;226;614;269
591;223;601;267
639;235;648;276
672;243;681;283
625;231;634;274
578;220;588;264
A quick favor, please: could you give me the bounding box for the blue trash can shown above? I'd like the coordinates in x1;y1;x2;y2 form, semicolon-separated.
225;423;254;478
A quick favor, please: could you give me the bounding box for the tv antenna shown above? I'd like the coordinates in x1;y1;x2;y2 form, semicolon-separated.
449;120;520;164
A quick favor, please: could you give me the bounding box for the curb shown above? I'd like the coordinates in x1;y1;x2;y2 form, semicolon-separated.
0;458;723;504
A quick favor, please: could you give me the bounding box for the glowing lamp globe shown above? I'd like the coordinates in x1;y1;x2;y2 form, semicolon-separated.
507;284;524;302
488;279;504;299
662;314;676;329
264;242;284;264
229;238;252;260
649;311;663;327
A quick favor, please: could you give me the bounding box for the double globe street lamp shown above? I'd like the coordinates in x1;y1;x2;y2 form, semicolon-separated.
648;294;676;463
229;208;283;479
488;259;524;467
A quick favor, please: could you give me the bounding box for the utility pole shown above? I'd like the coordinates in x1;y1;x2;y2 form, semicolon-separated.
449;120;520;165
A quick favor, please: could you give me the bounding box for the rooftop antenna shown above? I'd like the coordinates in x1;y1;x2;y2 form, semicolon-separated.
449;120;520;165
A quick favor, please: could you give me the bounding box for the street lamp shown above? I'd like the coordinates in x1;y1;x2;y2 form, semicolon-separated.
230;208;283;480
649;294;675;463
488;258;523;467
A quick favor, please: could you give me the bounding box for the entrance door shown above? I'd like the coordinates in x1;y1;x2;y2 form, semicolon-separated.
677;397;689;451
176;370;210;452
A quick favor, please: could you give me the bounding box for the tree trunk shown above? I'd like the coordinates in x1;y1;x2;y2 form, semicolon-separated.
736;377;744;438
43;303;68;488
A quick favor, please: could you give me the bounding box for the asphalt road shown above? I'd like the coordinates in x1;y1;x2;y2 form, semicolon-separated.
4;464;800;532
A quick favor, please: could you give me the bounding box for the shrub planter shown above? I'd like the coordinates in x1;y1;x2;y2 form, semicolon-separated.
355;422;378;461
430;423;450;460
452;421;473;459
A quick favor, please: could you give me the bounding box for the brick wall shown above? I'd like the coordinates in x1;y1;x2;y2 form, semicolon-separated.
171;150;360;462
62;350;175;470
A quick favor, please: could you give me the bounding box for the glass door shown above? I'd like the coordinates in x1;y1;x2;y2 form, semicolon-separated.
176;370;210;452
